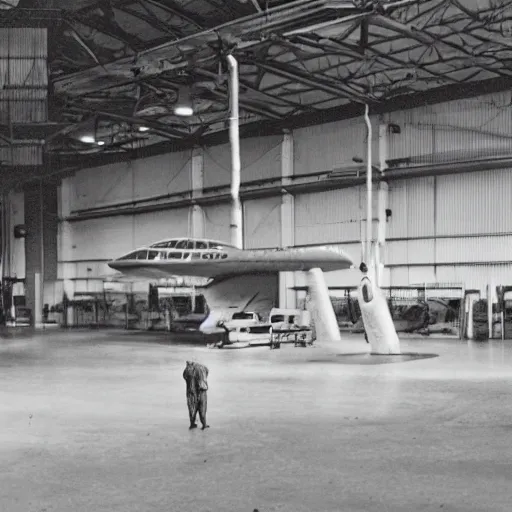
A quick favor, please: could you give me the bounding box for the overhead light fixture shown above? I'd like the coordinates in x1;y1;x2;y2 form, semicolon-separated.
174;106;193;117
138;126;150;132
80;135;96;144
97;141;105;146
173;85;194;117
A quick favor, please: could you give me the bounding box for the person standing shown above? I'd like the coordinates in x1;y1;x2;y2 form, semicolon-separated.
193;362;210;430
183;361;210;430
183;361;199;429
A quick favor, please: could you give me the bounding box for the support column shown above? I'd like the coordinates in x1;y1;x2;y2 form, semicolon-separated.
280;130;296;309
24;185;43;325
190;147;204;238
58;178;75;305
4;191;26;280
307;268;341;344
358;276;401;354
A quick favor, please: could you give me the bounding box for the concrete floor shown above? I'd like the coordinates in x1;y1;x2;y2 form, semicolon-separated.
2;329;512;512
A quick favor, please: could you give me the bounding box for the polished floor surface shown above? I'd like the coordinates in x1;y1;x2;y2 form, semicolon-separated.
2;328;512;512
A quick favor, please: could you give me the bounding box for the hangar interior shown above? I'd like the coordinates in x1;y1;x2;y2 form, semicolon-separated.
1;0;512;337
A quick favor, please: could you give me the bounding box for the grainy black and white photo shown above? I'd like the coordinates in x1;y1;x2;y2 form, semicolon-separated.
2;1;512;511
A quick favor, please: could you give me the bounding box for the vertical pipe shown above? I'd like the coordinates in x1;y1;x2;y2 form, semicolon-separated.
40;178;45;325
364;104;372;266
226;54;243;250
487;283;493;339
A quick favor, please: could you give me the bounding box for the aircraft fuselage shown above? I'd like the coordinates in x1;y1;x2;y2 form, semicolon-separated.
108;238;353;279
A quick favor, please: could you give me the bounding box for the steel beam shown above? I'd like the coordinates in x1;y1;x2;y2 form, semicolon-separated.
252;59;368;103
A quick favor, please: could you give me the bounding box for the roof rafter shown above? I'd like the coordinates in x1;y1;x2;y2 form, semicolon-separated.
252;58;369;103
115;2;184;39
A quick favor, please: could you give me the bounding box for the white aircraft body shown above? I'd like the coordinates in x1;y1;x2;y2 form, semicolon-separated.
108;237;353;342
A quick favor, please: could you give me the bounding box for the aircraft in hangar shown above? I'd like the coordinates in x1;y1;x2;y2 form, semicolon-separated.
108;237;353;343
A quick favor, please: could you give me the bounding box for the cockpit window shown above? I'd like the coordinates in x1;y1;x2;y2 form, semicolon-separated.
151;240;178;248
136;250;148;260
167;251;182;259
208;242;223;250
175;239;194;250
232;312;255;320
119;251;139;260
195;240;208;250
147;250;160;260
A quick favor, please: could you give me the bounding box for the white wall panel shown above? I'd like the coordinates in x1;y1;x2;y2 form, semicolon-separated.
389;266;410;286
384;91;512;161
203;203;231;242
436;169;512;236
73;162;134;211
386;239;435;266
294;118;365;175
294;188;363;245
436;264;512;293
432;93;512;156
435;235;512;264
132;151;192;200
68;216;134;261
389;266;437;287
8;190;25;279
132;208;190;248
203;135;282;189
71;151;192;211
407;266;437;286
385;107;434;160
387;177;435;239
244;197;281;249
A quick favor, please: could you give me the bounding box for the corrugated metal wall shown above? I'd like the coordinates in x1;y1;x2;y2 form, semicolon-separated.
72;151;192;211
132;151;192;201
386;168;512;291
385;107;434;160
384;91;512;161
293;118;365;175
54;88;512;297
0;28;47;168
0;145;43;166
294;186;378;245
203;135;282;189
385;239;436;266
387;177;435;239
0;28;48;124
436;169;512;236
66;207;191;262
244;196;281;249
132;208;190;248
69;216;135;262
203;203;231;242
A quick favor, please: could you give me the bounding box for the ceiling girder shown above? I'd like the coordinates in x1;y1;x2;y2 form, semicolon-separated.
65;11;144;50
371;13;512;78
252;59;369;103
141;0;207;29
204;89;284;120
116;3;184;39
66;106;189;139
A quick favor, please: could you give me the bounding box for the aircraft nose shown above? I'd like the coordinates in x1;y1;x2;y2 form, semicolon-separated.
107;260;118;270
